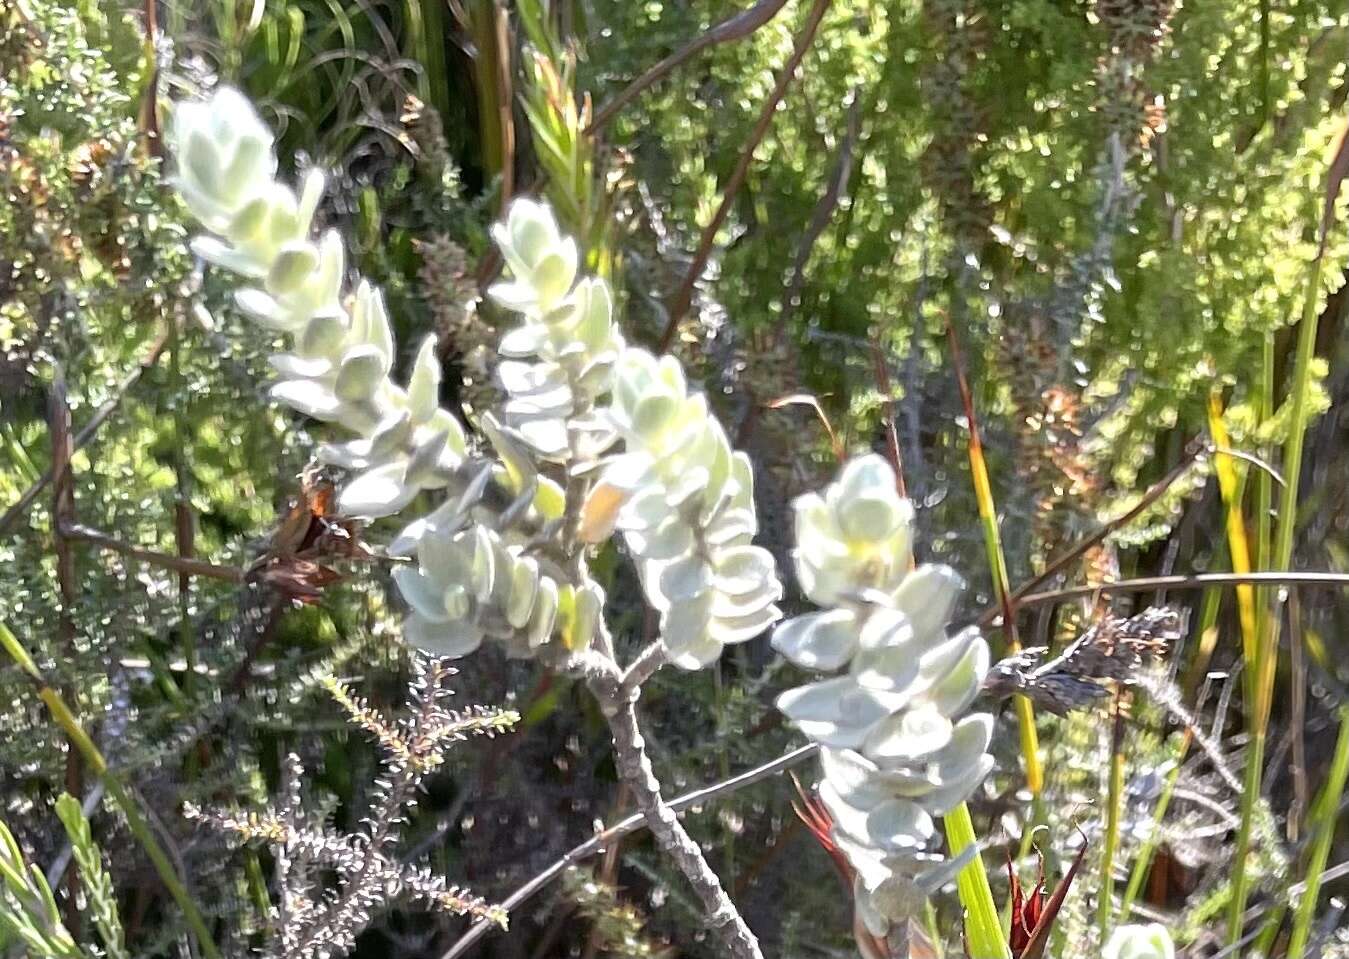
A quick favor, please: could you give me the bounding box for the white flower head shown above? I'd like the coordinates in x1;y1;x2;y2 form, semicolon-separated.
1104;925;1176;959
792;454;915;607
170;87;277;231
773;452;995;934
489;199;579;314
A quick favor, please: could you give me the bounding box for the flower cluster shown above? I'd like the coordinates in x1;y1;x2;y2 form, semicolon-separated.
488;200;624;462
170;88;467;518
586;350;783;669
389;489;599;659
173;87;778;671
486;200;782;671
171;88;589;659
772;455;994;936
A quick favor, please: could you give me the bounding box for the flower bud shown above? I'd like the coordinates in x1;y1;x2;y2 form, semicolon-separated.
1104;925;1176;959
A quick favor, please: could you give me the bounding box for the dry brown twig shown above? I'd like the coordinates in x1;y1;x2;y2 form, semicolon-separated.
586;0;795;135
659;0;835;351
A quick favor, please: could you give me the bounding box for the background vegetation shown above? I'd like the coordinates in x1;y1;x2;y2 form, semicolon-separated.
3;0;1349;955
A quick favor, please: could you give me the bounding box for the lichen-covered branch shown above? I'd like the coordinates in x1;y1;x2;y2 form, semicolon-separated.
586;670;764;959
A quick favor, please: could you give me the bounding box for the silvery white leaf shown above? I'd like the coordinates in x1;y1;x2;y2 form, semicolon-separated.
913;754;994;816
470;526;497;603
771;610;859;671
488;280;541;312
892;564;964;647
864;799;935;852
912;628;983;695
661;591;714;656
858;607;914;652
626;518;694;562
667;632;726;670
656;555;713;607
851;643;921;694
703;507;757;547
862;704;953;764
528;576;559;648
818;779;875;846
776;677;900;749
338;461;416;517
818;747;899;808
854;877;892;938
505;556;540;630
393;566;450;622
404;613;484;658
334;346;389;402
712;545;779;596
921;635;989;718
665;466;710;510
190;235;268;278
709;603;780;644
271;351;335;381
497;323;550;357
514;419;569;458
710;579;780;620
406;336;441;424
236;288;305;331
270;379;344;421
865;871;932;923
267;242;320;295
404;429;451;487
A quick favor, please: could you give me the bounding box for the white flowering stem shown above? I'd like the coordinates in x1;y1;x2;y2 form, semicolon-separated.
586;671;763;959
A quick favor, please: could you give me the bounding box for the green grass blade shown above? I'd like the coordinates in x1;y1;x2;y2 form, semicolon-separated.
0;624;221;959
1227;249;1326;947
1286;705;1349;959
946;802;1012;959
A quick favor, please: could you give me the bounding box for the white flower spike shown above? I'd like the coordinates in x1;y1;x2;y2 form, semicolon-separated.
170;87;468;519
773;454;994;937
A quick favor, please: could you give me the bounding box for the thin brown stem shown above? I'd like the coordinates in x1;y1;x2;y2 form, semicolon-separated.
48;374;83;938
587;672;763;959
1005;571;1349;614
621;641;666;691
586;0;793;134
440;741;816;959
0;331;169;539
974;439;1206;628
59;522;244;583
659;0;834;351
780;90;863;328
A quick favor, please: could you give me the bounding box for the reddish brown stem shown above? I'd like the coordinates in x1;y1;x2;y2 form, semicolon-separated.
48;375;84;937
658;0;834;351
587;0;793;134
0;331;170;539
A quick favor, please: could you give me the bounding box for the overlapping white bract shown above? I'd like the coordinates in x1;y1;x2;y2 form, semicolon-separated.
1104;924;1175;959
488;200;624;462
586;350;783;669
173;86;780;672
170;88;468;519
772;455;994;936
170;88;585;660
486;203;782;671
390;501;598;660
